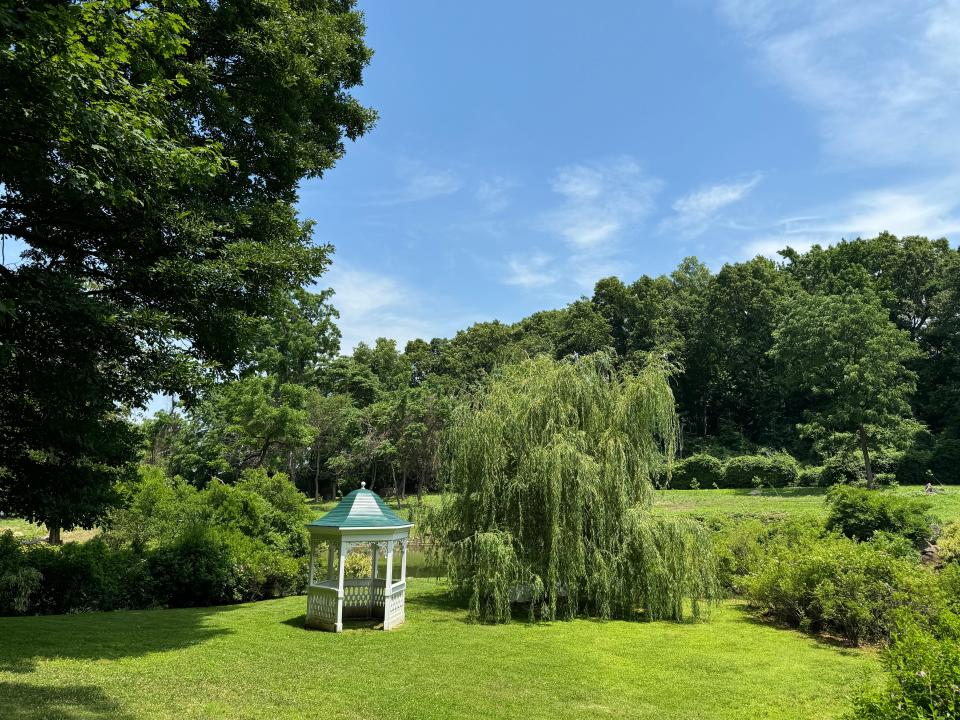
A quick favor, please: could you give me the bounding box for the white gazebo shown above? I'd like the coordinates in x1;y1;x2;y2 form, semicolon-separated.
305;482;413;632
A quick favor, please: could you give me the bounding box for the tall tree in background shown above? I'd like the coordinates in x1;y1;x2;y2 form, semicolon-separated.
770;292;920;488
433;354;717;623
0;0;375;540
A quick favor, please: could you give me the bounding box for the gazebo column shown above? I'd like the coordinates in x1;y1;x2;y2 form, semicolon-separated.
307;538;317;586
326;542;335;581
400;539;408;583
335;540;347;632
369;542;379;617
383;540;394;630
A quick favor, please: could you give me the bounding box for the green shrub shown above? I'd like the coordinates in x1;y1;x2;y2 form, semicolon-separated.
820;453;865;486
25;539;153;614
712;518;769;592
848;611;960;719
148;525;238;607
894;448;930;486
929;437;960;484
671;454;724;489
0;532;40;614
825;486;935;543
722;453;800;488
745;533;945;645
798;465;823;487
939;521;960;564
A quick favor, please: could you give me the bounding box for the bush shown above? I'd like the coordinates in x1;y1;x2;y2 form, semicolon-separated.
745;533;946;645
0;467;315;616
938;521;960;564
148;525;238;607
849;611;960;719
0;532;40;614
671;454;724;489
820;453;865;486
17;538;153;614
798;465;823;487
929;437;960;484
825;486;935;543
722;453;800;488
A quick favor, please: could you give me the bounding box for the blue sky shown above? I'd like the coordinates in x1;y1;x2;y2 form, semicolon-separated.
307;0;960;351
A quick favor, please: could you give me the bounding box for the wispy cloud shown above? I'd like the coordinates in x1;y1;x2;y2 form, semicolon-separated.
502;252;558;288
374;159;462;205
543;157;661;250
662;174;762;237
476;176;517;213
322;264;438;352
718;0;960;167
740;176;960;260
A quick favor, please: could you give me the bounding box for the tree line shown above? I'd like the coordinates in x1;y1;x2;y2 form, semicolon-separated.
142;232;960;500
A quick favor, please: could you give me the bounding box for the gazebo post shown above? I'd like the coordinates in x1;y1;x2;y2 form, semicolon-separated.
383;541;394;629
335;540;347;632
400;540;408;583
369;542;379;617
307;538;316;586
326;542;335;581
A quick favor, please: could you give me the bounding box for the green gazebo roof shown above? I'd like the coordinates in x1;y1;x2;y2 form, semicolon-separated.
308;483;413;530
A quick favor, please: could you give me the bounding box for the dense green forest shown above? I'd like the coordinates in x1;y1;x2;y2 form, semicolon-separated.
138;233;960;500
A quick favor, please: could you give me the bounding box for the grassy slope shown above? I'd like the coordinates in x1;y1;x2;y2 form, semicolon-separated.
0;580;875;720
651;485;960;523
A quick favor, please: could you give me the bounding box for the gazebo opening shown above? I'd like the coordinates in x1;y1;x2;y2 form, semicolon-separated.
305;482;413;632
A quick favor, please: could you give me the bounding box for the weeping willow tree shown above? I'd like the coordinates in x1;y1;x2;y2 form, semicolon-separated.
431;353;718;623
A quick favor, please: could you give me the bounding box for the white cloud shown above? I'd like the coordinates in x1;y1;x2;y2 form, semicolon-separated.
740;177;960;259
718;0;960;167
374;160;461;205
543;157;661;250
476;176;516;213
502;252;558;288
322;264;439;352
662;174;761;237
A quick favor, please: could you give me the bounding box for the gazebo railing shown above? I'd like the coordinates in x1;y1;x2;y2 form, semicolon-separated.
307;578;405;628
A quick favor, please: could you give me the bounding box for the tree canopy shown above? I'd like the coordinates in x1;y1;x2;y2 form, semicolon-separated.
431;354;718;623
0;0;375;538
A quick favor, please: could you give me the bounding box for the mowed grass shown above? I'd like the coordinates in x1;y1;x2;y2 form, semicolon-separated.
0;579;876;720
652;485;960;523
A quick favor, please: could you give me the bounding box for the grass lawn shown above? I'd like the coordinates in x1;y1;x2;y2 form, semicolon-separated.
0;579;876;720
652;485;960;524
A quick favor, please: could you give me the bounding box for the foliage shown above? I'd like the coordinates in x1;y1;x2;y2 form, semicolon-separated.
848;611;960;720
722;453;800;489
0;0;375;535
671;454;724;489
825;486;936;543
770;290;921;487
744;531;946;645
433;353;718;623
1;468;310;615
938;521;960;564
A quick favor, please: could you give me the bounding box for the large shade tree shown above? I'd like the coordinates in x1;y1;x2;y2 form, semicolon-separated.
770;291;920;488
432;354;718;624
0;0;375;540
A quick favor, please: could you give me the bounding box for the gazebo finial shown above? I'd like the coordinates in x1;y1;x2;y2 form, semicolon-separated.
361;481;366;489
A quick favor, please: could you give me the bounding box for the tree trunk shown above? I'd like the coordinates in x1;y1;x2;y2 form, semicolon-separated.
858;424;875;489
47;524;62;545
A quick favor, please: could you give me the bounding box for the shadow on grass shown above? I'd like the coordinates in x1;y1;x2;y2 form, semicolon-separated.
729;604;863;656
0;682;134;720
726;487;827;497
0;604;237;674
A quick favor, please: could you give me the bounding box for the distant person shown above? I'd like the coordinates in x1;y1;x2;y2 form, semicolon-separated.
925;482;934;494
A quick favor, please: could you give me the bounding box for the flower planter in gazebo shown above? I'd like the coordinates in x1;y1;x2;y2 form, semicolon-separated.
305;483;413;632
